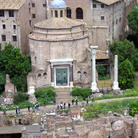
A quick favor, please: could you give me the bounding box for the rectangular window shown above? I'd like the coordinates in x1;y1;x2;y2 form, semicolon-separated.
2;35;6;41
29;20;32;25
43;4;46;7
9;11;14;17
93;4;96;8
3;24;6;29
32;14;35;18
12;36;17;41
116;19;118;24
0;10;4;17
32;3;35;7
101;16;104;20
101;4;104;8
13;25;16;29
119;17;121;22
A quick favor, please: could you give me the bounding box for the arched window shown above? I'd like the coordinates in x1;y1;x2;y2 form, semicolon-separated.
66;7;71;18
76;8;83;19
55;10;58;18
60;10;63;17
51;10;53;17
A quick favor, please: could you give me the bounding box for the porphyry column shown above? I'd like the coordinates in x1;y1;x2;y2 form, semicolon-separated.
70;63;73;87
112;55;120;91
90;46;99;92
51;65;54;87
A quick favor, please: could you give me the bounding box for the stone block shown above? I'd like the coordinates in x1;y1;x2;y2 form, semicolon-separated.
112;120;124;131
41;131;47;138
55;121;72;129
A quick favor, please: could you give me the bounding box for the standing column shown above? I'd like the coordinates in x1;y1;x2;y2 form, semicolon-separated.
112;55;120;90
70;64;73;87
90;46;99;92
51;65;54;87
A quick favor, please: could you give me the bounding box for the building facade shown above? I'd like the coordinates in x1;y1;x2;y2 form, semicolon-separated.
0;0;136;90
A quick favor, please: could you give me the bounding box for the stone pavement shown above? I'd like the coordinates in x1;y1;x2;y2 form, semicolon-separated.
0;96;138;116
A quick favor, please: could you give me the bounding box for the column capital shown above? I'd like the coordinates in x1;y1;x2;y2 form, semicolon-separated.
90;46;98;49
50;64;53;68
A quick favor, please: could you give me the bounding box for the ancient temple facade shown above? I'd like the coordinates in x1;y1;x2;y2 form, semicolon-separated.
27;0;93;90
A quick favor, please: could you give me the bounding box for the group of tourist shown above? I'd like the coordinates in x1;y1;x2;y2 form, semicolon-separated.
2;97;95;115
56;97;95;110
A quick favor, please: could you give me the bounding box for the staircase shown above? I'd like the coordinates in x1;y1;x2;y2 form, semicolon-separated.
55;87;72;104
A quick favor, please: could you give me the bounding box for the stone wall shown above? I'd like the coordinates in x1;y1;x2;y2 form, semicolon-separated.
4;74;15;99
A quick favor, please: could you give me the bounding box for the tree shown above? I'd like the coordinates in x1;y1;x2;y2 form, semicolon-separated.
109;39;137;70
96;64;106;80
118;59;135;90
0;72;6;93
0;43;32;92
127;6;138;34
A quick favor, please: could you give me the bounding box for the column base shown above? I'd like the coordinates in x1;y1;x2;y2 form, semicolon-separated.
70;82;73;87
112;81;120;91
91;82;99;92
51;82;55;87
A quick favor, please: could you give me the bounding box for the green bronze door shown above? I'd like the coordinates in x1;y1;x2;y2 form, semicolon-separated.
56;68;68;86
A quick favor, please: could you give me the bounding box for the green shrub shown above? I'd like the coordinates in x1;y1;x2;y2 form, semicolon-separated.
71;87;92;98
0;72;6;93
129;100;138;117
14;92;29;104
119;59;135;89
34;86;56;105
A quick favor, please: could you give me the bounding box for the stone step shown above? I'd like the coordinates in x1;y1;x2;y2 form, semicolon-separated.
56;92;71;95
55;88;72;104
56;95;71;98
55;88;71;92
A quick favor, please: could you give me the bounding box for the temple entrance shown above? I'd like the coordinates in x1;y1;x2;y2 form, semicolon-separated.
56;68;68;86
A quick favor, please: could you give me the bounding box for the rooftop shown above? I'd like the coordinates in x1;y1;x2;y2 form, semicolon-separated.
35;17;83;29
0;0;25;10
96;0;120;5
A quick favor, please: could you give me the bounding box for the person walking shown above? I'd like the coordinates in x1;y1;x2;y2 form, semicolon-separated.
43;102;46;107
3;108;6;115
68;103;71;108
86;98;89;105
92;96;95;102
53;99;56;105
72;99;74;105
57;104;59;110
16;107;18;115
64;103;66;109
18;106;20;114
32;106;35;112
28;105;30;112
60;102;63;109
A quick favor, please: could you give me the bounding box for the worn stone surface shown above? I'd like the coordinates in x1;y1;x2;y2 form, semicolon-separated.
4;74;15;99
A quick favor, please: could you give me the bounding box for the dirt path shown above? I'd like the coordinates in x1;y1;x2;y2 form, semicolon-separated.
0;96;138;115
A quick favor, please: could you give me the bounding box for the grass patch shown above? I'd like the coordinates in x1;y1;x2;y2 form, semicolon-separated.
83;99;138;120
0;101;33;111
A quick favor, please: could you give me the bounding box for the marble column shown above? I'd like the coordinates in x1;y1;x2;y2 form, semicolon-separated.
70;64;73;87
51;65;54;87
90;46;99;92
112;55;120;90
